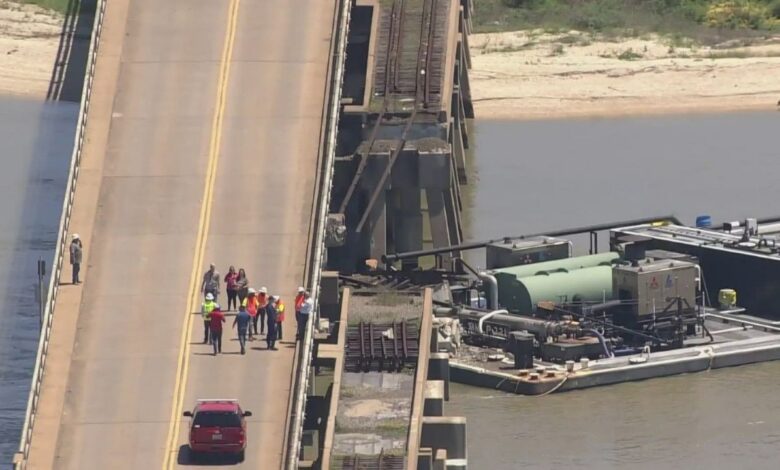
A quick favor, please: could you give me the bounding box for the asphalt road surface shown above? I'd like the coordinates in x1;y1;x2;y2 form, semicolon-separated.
26;0;335;468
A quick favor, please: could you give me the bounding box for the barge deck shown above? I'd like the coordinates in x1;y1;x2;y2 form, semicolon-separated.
450;314;780;395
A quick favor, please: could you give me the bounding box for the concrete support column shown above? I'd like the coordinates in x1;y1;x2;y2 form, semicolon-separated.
421;417;467;468
458;39;474;119
368;195;387;261
418;448;434;470
425;189;453;268
424;380;445;417
444;186;463;253
362;150;390;262
393;188;423;270
319;271;340;322
450;106;467;184
427;352;450;401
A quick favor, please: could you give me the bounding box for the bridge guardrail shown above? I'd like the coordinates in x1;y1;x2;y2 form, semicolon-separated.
12;0;108;468
282;0;352;467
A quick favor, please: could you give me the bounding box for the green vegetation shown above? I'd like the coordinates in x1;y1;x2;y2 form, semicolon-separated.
475;1;780;40
14;0;72;14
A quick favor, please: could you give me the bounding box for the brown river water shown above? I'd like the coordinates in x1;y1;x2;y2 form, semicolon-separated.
454;112;780;469
0;97;777;468
0;96;75;463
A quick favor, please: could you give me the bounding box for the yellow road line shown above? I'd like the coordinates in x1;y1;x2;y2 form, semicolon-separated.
161;0;241;466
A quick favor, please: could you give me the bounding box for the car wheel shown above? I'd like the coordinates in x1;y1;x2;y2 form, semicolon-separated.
188;449;200;463
236;450;245;462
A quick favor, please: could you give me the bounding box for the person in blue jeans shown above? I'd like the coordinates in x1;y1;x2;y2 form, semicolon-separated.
209;307;226;355
266;299;278;350
232;305;251;355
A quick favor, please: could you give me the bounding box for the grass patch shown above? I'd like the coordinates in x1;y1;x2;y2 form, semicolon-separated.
706;48;780;57
548;43;565;56
16;0;72;14
617;47;643;60
473;1;780;44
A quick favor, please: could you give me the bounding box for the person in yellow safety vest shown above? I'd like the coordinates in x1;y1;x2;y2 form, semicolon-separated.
275;296;286;341
201;292;219;344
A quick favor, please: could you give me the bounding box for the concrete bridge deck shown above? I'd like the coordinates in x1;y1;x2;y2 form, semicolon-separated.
23;0;336;468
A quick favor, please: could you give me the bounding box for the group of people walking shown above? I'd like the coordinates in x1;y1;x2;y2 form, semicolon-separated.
200;264;314;355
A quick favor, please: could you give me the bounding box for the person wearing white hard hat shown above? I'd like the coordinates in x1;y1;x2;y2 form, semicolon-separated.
257;287;269;335
201;292;219;344
242;288;259;340
294;287;306;330
69;233;83;285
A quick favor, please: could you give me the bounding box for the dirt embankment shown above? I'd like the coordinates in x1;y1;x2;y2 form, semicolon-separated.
0;1;63;98
469;30;780;120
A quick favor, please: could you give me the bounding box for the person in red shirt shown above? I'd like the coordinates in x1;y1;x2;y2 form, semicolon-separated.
209;307;226;355
294;287;305;339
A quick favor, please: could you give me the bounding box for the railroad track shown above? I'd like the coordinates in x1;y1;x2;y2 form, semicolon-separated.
339;0;444;221
338;454;405;470
345;320;420;372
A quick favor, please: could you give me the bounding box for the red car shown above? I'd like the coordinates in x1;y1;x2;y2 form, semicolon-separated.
183;399;252;462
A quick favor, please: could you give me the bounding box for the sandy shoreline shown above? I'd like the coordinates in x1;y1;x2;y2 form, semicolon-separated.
0;2;63;98
469;30;780;120
0;3;778;118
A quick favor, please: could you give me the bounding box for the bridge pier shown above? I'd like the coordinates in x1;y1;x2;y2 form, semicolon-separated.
327;0;474;273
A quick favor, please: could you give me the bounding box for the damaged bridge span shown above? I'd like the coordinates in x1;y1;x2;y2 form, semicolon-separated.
328;0;475;272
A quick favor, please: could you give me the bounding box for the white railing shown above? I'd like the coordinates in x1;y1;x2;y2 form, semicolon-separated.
12;1;108;468
283;0;351;467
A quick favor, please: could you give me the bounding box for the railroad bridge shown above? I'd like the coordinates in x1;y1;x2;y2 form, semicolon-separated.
13;0;472;469
329;0;474;273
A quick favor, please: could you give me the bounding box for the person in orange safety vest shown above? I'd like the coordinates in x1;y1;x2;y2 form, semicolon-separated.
242;288;259;340
257;287;269;335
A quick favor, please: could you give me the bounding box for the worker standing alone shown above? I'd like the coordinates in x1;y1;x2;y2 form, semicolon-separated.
266;297;278;350
209;307;226;355
201;293;218;344
69;234;83;285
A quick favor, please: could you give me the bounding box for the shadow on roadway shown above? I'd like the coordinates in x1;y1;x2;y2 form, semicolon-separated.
176;445;242;466
46;0;96;102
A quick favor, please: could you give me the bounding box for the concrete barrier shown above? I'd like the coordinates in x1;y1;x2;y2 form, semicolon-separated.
282;0;352;467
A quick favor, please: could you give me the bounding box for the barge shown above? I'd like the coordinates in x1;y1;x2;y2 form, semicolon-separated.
378;215;780;395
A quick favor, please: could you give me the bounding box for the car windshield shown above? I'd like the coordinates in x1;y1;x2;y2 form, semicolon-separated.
193;411;241;427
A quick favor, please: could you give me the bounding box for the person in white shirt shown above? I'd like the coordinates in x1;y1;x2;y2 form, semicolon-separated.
297;292;314;341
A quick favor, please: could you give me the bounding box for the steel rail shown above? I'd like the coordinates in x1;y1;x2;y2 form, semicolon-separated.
12;1;108;468
339;0;402;214
355;0;440;233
